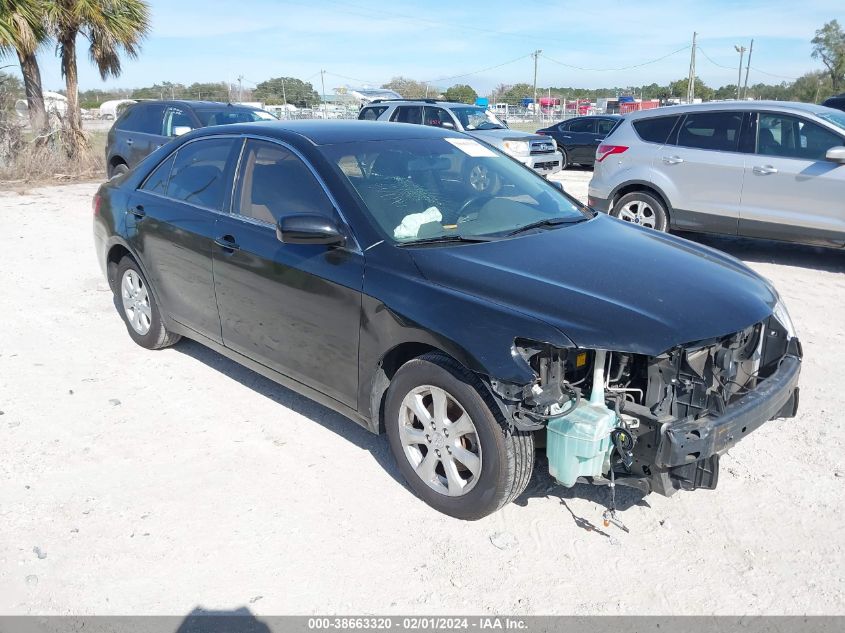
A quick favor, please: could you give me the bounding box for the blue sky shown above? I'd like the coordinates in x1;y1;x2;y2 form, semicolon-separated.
21;0;844;94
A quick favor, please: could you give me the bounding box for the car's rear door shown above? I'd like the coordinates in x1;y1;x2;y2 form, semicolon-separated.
126;136;241;343
121;103;167;168
211;138;364;407
390;105;423;125
738;111;845;246
564;117;597;163
658;110;746;234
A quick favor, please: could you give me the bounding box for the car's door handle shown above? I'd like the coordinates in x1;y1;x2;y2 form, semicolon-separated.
129;204;145;218
753;165;778;175
214;235;240;252
125;139;134;146
662;155;684;164
562;135;572;139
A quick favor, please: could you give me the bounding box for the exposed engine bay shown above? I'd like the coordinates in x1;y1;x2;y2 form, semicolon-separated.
493;314;802;508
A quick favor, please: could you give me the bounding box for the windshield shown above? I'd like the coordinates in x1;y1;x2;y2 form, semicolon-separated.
321;138;589;244
818;111;845;133
451;107;506;130
195;108;277;126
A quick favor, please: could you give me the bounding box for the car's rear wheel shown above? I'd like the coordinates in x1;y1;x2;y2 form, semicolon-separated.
385;352;534;520
612;191;668;231
115;257;180;350
109;162;128;179
559;148;569;170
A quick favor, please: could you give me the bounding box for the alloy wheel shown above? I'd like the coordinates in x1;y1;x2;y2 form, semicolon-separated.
121;269;152;335
468;164;491;192
397;385;482;497
617;199;658;229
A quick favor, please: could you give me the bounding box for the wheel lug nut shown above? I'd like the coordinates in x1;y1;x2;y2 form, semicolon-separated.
425;435;430;442
435;449;441;456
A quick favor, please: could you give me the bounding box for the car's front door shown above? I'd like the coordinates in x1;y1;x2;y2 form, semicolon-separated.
738;112;845;246
126;136;241;342
211;139;364;406
658;110;746;234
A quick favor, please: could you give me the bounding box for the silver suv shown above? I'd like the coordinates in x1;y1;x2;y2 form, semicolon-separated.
588;101;845;247
359;99;563;187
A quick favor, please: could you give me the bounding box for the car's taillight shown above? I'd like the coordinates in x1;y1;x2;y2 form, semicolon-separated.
92;194;101;216
596;144;629;162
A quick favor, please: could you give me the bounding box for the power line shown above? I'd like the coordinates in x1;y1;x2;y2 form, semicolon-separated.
696;46;736;70
748;66;798;81
421;53;532;85
541;45;690;72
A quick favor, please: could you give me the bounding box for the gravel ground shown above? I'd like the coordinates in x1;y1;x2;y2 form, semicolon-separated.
1;171;844;616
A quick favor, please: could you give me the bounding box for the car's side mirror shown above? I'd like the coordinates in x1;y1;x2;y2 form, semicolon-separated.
173;125;193;136
825;146;845;164
277;214;346;246
501;119;509;128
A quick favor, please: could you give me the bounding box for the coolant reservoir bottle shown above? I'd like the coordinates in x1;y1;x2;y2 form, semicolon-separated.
546;350;617;487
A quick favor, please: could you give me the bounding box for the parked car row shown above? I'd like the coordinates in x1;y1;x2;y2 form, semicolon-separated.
95;115;803;520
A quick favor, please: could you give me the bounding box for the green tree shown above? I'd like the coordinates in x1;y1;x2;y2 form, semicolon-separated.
0;0;49;131
668;77;714;101
499;82;533;104
381;76;429;99
811;20;845;93
442;83;477;104
48;0;151;156
791;70;833;103
253;76;318;107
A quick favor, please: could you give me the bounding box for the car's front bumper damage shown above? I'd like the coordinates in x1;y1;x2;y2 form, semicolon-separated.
622;340;801;496
493;317;802;499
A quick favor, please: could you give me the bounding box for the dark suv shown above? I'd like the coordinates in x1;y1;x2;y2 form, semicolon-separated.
105;100;276;178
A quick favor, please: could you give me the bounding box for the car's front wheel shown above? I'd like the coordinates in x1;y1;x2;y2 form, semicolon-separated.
464;161;501;195
115;257;181;350
385;352;534;520
611;191;668;231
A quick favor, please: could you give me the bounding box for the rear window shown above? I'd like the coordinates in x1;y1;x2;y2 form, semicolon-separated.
194;108;274;126
117;103;165;135
358;106;388;120
633;116;680;144
674;111;743;152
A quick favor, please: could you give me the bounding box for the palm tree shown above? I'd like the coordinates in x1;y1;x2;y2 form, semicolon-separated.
48;0;150;155
0;0;49;132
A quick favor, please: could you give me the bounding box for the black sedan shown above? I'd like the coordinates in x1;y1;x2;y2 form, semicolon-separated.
93;120;801;520
536;115;622;168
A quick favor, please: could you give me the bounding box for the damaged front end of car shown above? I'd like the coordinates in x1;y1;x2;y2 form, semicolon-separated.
490;312;802;499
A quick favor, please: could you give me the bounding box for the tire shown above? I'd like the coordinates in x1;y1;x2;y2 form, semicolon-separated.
559;148;569;170
611;191;669;231
114;256;180;350
385;352;534;520
463;160;501;195
109;162;129;179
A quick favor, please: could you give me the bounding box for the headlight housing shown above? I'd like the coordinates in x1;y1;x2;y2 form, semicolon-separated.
502;140;531;157
772;293;796;339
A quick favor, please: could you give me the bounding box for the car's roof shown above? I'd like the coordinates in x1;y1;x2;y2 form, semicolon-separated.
194;119;468;145
135;99;263;111
365;99;477;108
625;100;842;120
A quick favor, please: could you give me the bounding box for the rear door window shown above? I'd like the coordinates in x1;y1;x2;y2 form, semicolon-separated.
165;137;239;211
757;113;844;161
358;106;388;120
596;119;619;136
567;118;596;133
675;111;743;152
391;106;423;125
633;115;681;144
117;103;165;134
140;154;176;195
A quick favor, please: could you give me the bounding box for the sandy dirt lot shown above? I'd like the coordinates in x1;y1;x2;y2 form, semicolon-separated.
1;171;844;616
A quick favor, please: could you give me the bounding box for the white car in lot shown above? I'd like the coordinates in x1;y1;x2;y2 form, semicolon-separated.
359;99;563;188
588;101;845;248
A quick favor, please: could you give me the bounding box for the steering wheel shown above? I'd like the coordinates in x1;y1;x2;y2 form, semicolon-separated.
457;194;493;219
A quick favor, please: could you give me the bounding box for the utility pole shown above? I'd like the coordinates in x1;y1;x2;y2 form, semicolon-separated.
320;69;327;118
281;78;287;108
742;39;754;99
686;32;697;104
237;75;243;103
734;45;747;100
532;49;542;120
